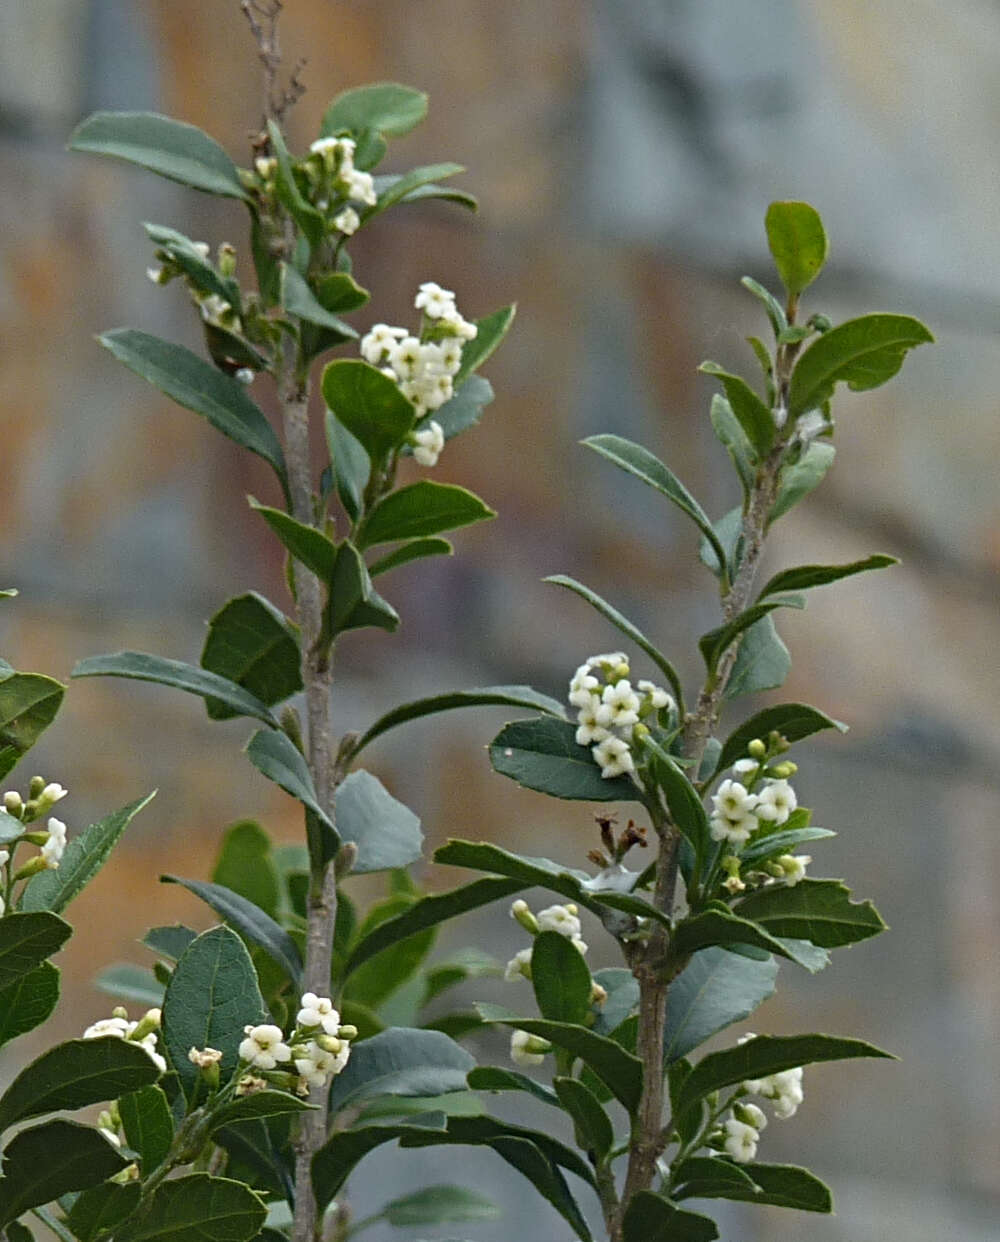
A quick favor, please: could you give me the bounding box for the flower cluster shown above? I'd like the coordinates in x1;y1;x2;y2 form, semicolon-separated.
0;779;71;915
504;898;588;982
83;1006;166;1073
304;136;377;237
707;1036;805;1163
359;282;477;460
569;653;674;780
239;992;355;1096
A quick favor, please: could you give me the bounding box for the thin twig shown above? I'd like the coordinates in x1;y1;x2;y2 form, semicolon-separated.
240;0;307;128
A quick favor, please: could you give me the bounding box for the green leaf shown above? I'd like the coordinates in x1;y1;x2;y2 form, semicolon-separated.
582;434;727;570
591;968;639;1036
765;201;829;295
322;360;415;465
201;594;302;722
734;879;887;948
368;537;453;576
94;963;164;1006
716;703;847;775
709;394;756;495
73;651;279;727
327;541;401;638
531;931;592;1026
359;480;495;549
0;673;65;780
698;363;774;457
381;1184;500;1227
758;554;897;599
0;912;71;990
771;441;836;520
663;947;778;1063
144;223;241;309
267;121;324;254
211;820;280;918
324;410;370;522
724;614;790;699
738;826;835;867
788;314;933;417
553;1076;614;1161
453;305;517;386
66;1181;142;1242
116;1173;266;1242
699;597;804;674
622;1191;718;1242
544;575;684;707
98;330;287;495
207;1090;313;1136
424;374;494;442
22;792;155;915
677;1032;894;1115
312;272;371;313
368;163;464;218
248;501;337;580
489;717;638;802
334;770;423;874
329;1029;475;1115
0;962;59;1049
475;1003;643;1113
312;1114;448;1210
698;505;743;580
669;907;823;972
740;276;787;337
119;1083;173;1173
244;729;338;858
161;876;303;988
0;1119;128;1227
344;877;523;977
466;1065;560;1107
68;111;248;199
321;83;428;138
0;811;23;846
142;924;197;961
161;927;267;1102
373;177;478;212
352;685;565;756
687;1160;832;1211
670;1154;760;1201
0;1037;160;1135
280;263;357;339
634;736;709;864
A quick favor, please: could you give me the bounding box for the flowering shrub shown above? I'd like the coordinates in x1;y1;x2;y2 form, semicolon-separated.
0;10;933;1242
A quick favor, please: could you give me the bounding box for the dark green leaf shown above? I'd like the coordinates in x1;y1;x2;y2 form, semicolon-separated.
144;223;241;308
312;1113;448;1210
312;272;370;313
475;1003;643;1114
211;820;280;918
699;597;804;674
328;1029;475;1115
374;177;478;211
116;1173;266;1242
142;924;196;961
368;163;464;218
381;1184;500;1227
738;826;835;867
453;305;517;386
677;1032;894;1115
161;876;303;987
73;651;279;727
734;879;887;948
201;594;302;722
334;770;423;874
321;83;428;138
668;908;822;972
244;729;338;858
553;1076;614;1161
98;330;287;494
281;264;357;339
740;276;787;337
531;931;592;1026
716;703;847;775
0;1119;127;1227
582;434;727;569
368;537;452;577
353;685;565;757
94;963;164;1006
248;501;337;580
771;442;836;520
330;543;400;637
765;201;829;295
693;1160;832;1211
788;314;934;417
324;410;370;522
0;673;64;780
207;1090;313;1136
0;962;59;1049
663;947;778;1063
321;360;414;465
698;363;774;457
758;554;897;599
489;717;638;802
466;1066;560;1107
634;735;709;863
67;1181;141;1242
544;575;684;707
358;480;495;549
709;394;756;495
3;1222;31;1242
161;927;267;1102
622;1191;718;1242
118;1084;173;1173
68;111;248;199
267;121;324;254
591;968;639;1036
724;614;790;699
670;1154;760;1201
423;374;494;442
0;912;71;990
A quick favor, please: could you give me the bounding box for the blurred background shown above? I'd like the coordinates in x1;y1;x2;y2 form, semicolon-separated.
1;2;999;1239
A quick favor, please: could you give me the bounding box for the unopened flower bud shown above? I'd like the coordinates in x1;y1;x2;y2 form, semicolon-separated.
28;777;45;800
218;243;236;277
771;761;796;779
13;855;49;881
337;1025;357;1040
769;731;790;753
112;1007;129;1020
315;1034;343;1055
510;900;539;935
130;1009;161;1040
747;739;766;759
631;722;650;742
4;791;23;816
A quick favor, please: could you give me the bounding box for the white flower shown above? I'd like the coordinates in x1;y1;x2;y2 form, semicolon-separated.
592;735;634;779
709;812;757;845
309;136;340;157
722;873;746;894
754;779;797;826
637;680;673;710
769;1068;804;1118
439;308;478;339
411;420;445;467
344;169;377;206
536;903;582;940
41;818;67;868
199;294;231;324
575;697;610;746
597;680;641;728
504;947;533;982
294;1039;345;1088
191;241;211;259
712;780;758;822
40;782;67;805
146;266;165;284
795;409;827;446
136;1032;167;1073
0;849;9;868
423;372;454;411
83;1017;131;1040
735;1101;768;1130
333;207;361;235
188;1046;223;1068
415;281;456;319
239;1024;292;1070
388;336;425;380
254;156;277;179
731;758;758;779
592;652;628;673
569;663;600;707
296;993;341;1036
722;1117;759;1163
361;323;407;365
510;1029;548;1066
439;338;464;374
777;854;810;886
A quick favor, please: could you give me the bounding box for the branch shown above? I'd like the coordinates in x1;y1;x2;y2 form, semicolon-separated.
240;0;306;129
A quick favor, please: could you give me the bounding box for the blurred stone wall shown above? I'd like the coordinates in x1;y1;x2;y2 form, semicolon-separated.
1;2;998;1240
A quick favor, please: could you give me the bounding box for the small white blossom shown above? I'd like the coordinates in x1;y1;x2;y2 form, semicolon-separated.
309;136;340;157
234;368;255;385
709;811;757;845
239;1024;292;1070
637;680;673;711
777;854;810;886
415;281;457;319
199;294;231;324
361;323;407;365
510;1029;548;1067
146;266;165;284
40;782;67;806
136;1032;167;1074
754;779;797;826
731;758;758;779
254;156;277;179
592;652;628;673
597;680;641;729
536;903;582;940
83;1017;131;1040
722;873;746;895
504;947;533;982
388;336;424;380
344;169;377;206
191;242;211;259
795;409;828;446
40;817;67;869
0;850;9;868
439;308;478;339
411;420;445;467
333;206;361;236
439;338;464;374
736;1101;768;1130
294;1039;346;1088
591;735;634;780
575;697;610;746
712;779;759;821
722;1117;759;1163
297;993;341;1036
